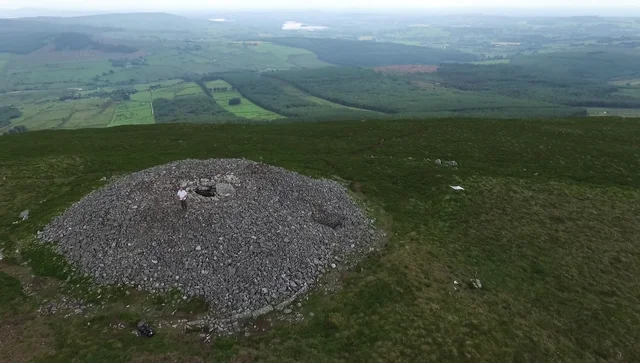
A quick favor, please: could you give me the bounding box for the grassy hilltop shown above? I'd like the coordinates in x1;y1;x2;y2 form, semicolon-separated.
1;118;639;362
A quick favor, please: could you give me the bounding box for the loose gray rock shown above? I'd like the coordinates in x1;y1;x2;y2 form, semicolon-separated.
40;159;382;321
252;305;274;318
185;320;210;333
470;279;482;289
137;320;154;337
435;159;458;167
19;210;29;221
216;183;236;197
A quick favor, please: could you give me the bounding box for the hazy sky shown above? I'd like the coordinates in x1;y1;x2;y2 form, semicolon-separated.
1;0;639;10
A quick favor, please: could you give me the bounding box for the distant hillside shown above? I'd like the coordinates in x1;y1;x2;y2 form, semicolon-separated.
0;18;107;54
0;7;103;18
53;32;137;53
22;12;208;31
0;17;109;33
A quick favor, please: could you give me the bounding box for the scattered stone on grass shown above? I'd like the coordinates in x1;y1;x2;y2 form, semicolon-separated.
19;210;29;221
185;320;210;333
137;320;154;337
470;279;483;289
40;159;382;323
435;159;458;167
37;298;87;316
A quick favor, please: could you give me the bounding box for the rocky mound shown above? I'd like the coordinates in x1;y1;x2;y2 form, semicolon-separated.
40;159;381;320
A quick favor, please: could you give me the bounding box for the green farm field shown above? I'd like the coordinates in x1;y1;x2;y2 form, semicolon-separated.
1;98;116;131
109;101;155;127
0;89;64;106
176;83;204;97
249;42;330;68
610;78;640;87
0;53;12;82
6;60;115;89
138;42;328;75
206;80;283;120
2;13;640;132
129;81;203;102
99;65;187;85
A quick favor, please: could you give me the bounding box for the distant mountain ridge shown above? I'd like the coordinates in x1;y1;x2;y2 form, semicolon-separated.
0;7;107;18
18;12;207;30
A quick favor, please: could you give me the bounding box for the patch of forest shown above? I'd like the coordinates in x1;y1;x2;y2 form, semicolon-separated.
0;106;22;127
435;63;640;108
153;96;242;124
272;37;477;67
0;32;52;54
3;125;28;135
270;67;586;118
509;51;640;82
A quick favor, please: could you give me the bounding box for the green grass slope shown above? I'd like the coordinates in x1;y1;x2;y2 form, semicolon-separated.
1;118;639;362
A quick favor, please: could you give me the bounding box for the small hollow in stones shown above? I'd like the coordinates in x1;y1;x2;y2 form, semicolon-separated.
195;186;216;198
313;210;345;230
40;159;383;321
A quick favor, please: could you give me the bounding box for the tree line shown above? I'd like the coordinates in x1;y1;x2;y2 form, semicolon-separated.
435;63;640;109
153;96;242;124
0;106;22;127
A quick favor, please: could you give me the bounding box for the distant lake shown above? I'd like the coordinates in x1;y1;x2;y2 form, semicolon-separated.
282;21;328;31
209;18;233;22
